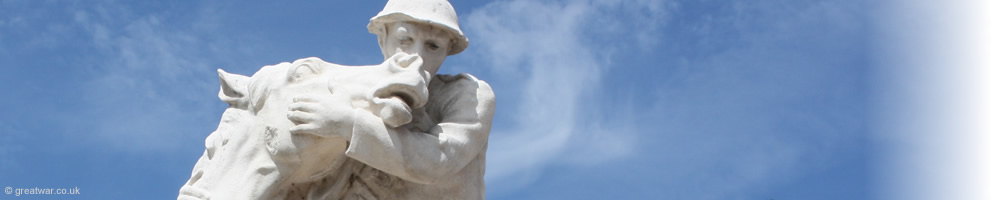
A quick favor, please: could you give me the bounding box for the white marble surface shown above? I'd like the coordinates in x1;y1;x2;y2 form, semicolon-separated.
179;0;494;199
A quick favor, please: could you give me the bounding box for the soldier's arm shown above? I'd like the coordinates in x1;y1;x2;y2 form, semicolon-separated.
343;75;495;184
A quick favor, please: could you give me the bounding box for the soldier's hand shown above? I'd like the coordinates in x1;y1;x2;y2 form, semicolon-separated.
287;94;354;139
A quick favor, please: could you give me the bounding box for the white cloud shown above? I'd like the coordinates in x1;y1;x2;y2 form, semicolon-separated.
462;0;868;197
66;2;240;152
463;0;672;192
636;1;867;199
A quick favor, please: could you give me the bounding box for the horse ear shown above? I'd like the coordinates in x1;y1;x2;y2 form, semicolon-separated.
217;69;250;108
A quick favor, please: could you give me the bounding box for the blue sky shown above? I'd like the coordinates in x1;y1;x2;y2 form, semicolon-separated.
0;0;995;199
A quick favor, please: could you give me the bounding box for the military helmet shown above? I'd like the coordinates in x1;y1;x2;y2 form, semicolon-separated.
368;0;468;55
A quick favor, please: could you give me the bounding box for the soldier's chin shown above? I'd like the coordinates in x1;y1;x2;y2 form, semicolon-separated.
373;96;413;127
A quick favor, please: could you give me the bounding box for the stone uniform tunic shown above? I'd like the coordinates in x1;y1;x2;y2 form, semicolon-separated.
299;73;495;200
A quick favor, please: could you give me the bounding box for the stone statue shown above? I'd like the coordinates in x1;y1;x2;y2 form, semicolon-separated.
177;0;495;199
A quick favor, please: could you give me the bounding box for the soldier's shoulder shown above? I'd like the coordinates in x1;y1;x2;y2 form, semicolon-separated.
434;73;479;83
432;73;495;99
434;73;491;89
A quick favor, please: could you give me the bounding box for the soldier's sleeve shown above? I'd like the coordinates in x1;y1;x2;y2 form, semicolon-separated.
343;74;495;184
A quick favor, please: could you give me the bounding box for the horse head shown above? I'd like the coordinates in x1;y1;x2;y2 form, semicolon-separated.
180;55;430;200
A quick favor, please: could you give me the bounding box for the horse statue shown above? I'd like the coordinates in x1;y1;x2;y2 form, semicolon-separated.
178;54;427;199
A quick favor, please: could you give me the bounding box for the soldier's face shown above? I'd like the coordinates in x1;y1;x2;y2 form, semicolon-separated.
382;22;451;76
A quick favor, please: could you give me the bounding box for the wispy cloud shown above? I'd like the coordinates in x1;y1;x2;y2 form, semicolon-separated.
637;1;868;199
465;0;869;198
64;2;245;152
463;0;673;192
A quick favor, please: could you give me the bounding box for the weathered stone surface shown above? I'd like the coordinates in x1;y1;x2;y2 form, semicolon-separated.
179;0;494;199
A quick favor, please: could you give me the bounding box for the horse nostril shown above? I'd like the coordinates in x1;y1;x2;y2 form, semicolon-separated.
390;53;422;70
389;91;416;108
372;80;428;110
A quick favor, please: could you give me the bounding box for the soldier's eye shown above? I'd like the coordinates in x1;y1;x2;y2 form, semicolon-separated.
426;41;439;51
